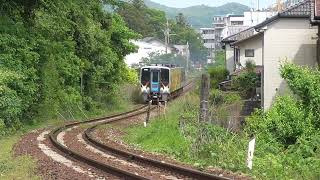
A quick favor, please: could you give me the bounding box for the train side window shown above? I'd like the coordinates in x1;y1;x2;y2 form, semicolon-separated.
141;68;150;84
152;71;159;82
161;69;169;85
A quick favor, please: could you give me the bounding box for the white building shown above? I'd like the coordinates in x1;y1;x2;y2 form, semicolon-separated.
200;28;215;63
173;44;190;58
125;37;172;66
222;0;317;110
243;11;277;26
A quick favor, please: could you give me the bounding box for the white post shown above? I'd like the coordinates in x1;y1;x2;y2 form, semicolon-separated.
247;138;256;170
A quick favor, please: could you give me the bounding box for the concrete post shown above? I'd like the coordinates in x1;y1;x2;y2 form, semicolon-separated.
199;74;210;123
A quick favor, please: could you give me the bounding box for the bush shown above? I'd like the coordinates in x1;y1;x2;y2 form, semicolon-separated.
207;66;229;89
232;71;259;98
210;89;241;106
246;96;314;145
280;63;320;128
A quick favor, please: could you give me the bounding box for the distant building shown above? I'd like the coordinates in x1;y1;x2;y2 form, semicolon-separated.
125;37;190;67
222;0;318;110
212;11;275;57
212;15;228;50
125;37;173;66
200;28;215;63
173;44;190;59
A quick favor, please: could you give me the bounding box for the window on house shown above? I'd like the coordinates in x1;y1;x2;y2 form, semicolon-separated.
231;21;244;26
245;49;254;57
235;48;240;63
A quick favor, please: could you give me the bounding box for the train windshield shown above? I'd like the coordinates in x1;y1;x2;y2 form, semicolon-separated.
152;71;159;82
161;69;169;86
141;68;150;85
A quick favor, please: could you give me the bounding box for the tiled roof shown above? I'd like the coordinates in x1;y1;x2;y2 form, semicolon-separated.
310;0;320;24
222;0;311;43
280;0;311;16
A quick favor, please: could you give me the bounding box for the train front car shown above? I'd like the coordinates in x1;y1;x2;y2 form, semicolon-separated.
140;66;170;103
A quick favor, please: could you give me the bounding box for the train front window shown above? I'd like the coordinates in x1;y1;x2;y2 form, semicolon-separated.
152;71;159;82
161;69;169;86
141;68;150;85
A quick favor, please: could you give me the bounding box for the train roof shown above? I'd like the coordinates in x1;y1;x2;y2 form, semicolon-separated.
141;65;184;70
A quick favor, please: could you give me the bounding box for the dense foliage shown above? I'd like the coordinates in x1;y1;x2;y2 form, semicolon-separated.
232;62;260;98
117;0;166;39
0;0;138;133
210;51;226;67
243;63;320;178
169;14;208;64
207;66;229;88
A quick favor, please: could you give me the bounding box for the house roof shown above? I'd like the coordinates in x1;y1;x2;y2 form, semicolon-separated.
310;0;320;24
222;0;311;44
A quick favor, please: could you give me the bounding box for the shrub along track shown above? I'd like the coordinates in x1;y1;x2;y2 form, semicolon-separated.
49;81;229;179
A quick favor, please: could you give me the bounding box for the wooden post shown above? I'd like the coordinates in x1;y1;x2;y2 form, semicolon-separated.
164;101;167;119
199;74;210;123
145;100;152;127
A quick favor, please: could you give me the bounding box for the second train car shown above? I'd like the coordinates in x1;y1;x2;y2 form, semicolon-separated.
140;65;185;102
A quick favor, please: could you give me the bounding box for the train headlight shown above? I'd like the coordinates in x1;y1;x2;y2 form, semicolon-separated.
141;85;150;94
161;86;170;94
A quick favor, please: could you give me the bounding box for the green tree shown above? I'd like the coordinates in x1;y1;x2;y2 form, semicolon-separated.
142;52;187;68
0;0;139;130
117;0;166;39
170;13;207;64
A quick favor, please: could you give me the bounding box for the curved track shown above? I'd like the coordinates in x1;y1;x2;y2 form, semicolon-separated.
49;81;229;180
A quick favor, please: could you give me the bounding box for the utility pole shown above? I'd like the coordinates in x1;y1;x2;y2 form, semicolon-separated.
164;19;170;54
186;41;190;73
164;19;176;54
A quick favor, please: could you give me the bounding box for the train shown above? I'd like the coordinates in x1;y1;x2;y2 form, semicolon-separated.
140;65;186;103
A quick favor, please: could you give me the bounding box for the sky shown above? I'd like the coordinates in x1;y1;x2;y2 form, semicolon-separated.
150;0;275;9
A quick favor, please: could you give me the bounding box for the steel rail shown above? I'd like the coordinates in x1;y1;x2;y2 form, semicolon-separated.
49;105;152;179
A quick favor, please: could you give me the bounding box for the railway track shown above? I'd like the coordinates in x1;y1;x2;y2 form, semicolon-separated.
49;81;229;180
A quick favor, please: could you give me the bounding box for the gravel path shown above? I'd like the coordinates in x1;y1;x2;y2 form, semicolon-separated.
14;129;117;180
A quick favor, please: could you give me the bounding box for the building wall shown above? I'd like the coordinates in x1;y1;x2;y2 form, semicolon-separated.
125;40;171;65
243;11;277;26
263;18;318;109
236;34;263;67
225;44;235;73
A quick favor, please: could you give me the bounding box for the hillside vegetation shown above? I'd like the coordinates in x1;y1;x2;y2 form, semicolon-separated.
0;0;138;135
144;0;250;28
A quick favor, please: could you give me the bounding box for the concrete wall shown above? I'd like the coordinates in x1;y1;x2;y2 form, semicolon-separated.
263;18;318;109
225;44;235;73
236;34;263;67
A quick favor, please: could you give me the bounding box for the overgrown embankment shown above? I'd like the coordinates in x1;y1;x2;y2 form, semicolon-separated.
124;63;320;179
